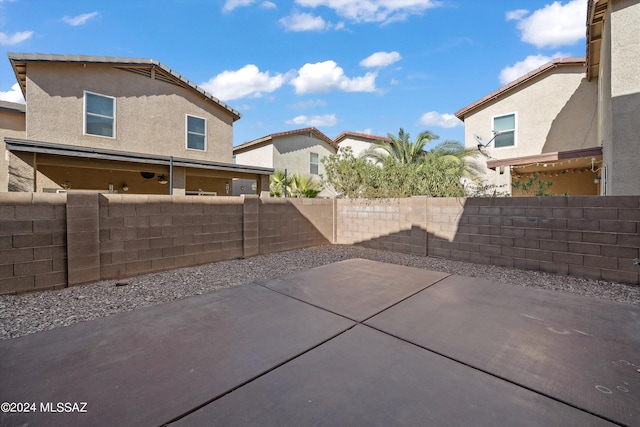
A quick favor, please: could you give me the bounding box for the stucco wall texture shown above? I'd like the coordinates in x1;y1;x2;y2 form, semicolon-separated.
463;66;598;192
604;0;640;195
0;108;26;192
24;63;234;163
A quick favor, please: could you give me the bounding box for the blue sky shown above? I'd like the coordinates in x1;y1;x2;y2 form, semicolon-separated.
0;0;588;148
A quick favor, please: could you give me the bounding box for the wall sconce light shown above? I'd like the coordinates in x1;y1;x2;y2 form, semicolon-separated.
225;181;230;195
122;183;129;192
594;176;601;184
158;175;168;185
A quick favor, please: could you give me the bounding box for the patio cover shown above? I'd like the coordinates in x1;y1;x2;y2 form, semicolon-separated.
486;146;603;173
4;137;273;193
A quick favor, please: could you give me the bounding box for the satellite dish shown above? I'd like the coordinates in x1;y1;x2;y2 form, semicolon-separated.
474;134;492;150
474;134;489;146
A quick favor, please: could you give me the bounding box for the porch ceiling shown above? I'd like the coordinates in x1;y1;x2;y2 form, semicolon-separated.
5;137;273;180
486;147;603;174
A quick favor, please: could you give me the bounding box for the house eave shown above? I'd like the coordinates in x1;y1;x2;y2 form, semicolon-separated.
6;52;242;122
455;57;586;120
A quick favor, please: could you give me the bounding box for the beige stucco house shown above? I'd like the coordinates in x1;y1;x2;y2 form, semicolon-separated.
334;131;391;158
232;127;337;197
455;0;639;196
1;53;272;196
455;58;600;196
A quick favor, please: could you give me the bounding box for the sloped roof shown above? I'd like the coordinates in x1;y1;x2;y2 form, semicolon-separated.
7;52;241;121
233;127;338;154
454;57;586;120
334;131;391;144
0;100;26;113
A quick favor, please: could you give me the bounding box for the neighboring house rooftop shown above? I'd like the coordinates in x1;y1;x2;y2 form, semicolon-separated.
334;131;391;144
233;127;338;154
7;52;241;121
454;57;586;120
0;100;26;113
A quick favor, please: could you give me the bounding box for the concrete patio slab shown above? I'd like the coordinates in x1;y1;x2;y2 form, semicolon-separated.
366;274;640;426
170;325;614;427
258;258;448;321
1;259;637;426
0;284;355;427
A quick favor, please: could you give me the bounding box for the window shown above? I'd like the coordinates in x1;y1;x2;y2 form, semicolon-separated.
84;91;115;138
492;113;516;148
232;155;237;164
186;115;206;151
310;152;319;174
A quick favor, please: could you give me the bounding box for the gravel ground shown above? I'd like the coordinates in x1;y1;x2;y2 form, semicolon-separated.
1;245;639;340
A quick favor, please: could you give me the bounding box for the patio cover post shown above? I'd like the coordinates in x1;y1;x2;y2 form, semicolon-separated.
169;156;173;196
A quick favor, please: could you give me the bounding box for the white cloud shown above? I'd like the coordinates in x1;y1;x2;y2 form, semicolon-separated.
290;99;328;109
291;60;377;94
261;1;277;9
63;12;98;26
0;30;33;45
286;114;337;126
294;0;438;24
0;83;25;103
509;0;587;48
222;0;256;13
279;11;328;31
505;9;528;21
419;111;462;129
201;64;287;101
360;51;401;68
498;54;569;85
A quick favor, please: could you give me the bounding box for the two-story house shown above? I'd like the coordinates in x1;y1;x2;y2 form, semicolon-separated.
455;0;639;196
232;127;337;198
334;131;391;158
1;53;272;195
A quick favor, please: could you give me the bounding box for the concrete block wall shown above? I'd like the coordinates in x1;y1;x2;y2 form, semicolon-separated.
1;193;638;293
258;198;332;254
67;193;100;285
98;194;244;279
426;196;640;285
336;198;427;256
0;192;67;293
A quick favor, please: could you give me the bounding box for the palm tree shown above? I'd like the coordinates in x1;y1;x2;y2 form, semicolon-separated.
362;128;439;166
425;140;484;183
290;172;322;198
269;169;292;197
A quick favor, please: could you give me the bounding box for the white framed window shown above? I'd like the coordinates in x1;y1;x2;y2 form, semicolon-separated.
84;91;115;138
186;115;206;151
310;152;319;174
492;112;516;148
